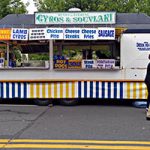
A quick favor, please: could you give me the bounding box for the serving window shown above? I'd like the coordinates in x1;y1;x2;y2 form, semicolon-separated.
53;40;120;70
0;41;50;69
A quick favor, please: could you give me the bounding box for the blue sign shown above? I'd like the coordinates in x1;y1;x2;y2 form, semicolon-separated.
81;28;97;40
64;28;81;40
98;28;115;40
136;42;150;51
82;60;96;69
11;28;28;40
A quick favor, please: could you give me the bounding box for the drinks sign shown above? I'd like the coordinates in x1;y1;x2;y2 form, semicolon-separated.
35;12;116;25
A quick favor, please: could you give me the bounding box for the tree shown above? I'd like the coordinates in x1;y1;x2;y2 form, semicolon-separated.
0;0;28;19
65;0;102;11
34;0;66;12
34;0;150;16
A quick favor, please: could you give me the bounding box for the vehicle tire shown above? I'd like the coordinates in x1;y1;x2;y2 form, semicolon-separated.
59;98;78;106
34;99;52;106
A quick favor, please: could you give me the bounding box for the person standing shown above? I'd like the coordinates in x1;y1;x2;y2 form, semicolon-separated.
144;54;150;119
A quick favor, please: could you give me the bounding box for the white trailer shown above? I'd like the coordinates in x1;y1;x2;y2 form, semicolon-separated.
0;28;148;106
0;11;150;105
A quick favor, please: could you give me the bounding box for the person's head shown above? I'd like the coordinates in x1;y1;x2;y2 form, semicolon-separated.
149;54;150;60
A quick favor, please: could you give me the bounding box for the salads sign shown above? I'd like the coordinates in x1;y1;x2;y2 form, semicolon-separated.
35;12;116;24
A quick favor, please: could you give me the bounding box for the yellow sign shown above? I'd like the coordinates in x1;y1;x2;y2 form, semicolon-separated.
54;59;68;69
0;29;11;40
68;60;82;69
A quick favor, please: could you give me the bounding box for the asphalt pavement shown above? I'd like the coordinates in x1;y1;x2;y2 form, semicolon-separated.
0;99;150;149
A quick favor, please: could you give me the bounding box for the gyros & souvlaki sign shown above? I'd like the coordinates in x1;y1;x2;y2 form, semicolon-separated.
35;12;116;24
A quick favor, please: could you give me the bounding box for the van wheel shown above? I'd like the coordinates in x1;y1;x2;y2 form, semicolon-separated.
60;99;78;106
34;99;52;106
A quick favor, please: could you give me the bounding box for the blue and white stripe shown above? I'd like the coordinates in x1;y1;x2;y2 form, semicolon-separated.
0;81;147;99
78;81;124;99
0;82;27;98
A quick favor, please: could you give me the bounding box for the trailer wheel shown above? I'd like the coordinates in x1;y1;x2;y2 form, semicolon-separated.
60;99;78;106
34;99;52;106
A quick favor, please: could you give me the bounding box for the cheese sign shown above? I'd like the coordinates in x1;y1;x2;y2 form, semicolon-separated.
0;29;11;40
64;28;81;40
11;28;28;40
29;28;46;40
80;28;98;40
98;28;115;40
46;28;64;39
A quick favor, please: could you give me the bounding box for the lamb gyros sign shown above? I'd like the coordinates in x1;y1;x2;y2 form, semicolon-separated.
35;12;116;24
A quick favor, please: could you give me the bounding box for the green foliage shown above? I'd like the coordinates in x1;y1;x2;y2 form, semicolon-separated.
13;49;21;60
34;0;150;16
0;0;27;19
33;0;66;12
29;53;49;60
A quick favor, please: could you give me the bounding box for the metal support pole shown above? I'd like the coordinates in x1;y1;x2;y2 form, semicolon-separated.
6;41;9;68
49;40;53;70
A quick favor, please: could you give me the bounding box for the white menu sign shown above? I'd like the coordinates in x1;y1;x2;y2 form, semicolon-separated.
29;28;46;40
46;28;64;39
97;59;115;69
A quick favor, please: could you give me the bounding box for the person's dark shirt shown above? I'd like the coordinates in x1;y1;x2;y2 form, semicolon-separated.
145;62;150;85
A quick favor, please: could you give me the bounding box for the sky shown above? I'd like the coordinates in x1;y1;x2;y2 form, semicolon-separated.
22;0;37;14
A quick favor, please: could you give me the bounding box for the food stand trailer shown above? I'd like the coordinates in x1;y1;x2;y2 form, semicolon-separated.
0;12;149;105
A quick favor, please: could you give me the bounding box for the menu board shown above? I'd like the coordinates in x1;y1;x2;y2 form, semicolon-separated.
68;60;82;69
0;29;11;40
54;59;68;69
46;28;64;39
64;28;81;40
98;28;115;40
0;27;115;41
97;59;115;69
82;60;96;69
11;28;28;40
80;28;98;40
29;28;46;40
